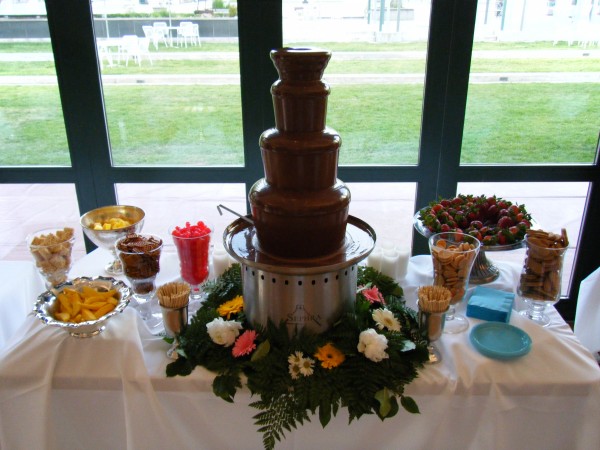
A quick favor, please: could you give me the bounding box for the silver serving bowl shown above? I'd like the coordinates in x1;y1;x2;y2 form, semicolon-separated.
33;276;131;338
80;205;145;274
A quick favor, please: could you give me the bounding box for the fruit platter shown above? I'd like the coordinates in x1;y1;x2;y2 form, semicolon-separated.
414;194;534;284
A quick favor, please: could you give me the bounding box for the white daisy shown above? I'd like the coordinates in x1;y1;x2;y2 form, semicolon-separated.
372;308;401;332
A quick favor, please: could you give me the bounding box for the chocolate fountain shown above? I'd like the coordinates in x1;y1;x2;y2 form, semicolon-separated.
224;48;375;334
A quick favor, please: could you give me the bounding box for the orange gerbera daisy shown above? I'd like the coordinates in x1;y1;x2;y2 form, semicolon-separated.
314;342;345;369
217;295;244;319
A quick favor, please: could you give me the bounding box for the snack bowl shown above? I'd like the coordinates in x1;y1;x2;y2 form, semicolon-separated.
33;276;131;338
80;205;145;274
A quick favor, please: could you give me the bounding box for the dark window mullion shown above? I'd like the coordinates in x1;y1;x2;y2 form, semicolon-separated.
557;156;600;320
238;0;283;212
436;0;477;197
45;0;117;219
412;0;474;254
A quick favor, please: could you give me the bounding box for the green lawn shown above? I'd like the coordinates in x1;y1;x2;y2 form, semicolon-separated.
1;41;598;166
2;57;600;76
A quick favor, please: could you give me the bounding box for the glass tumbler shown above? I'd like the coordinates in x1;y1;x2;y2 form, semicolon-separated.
429;232;481;334
27;227;75;289
518;234;568;327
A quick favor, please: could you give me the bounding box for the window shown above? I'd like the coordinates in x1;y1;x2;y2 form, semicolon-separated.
90;2;244;167
2;0;598;322
0;7;69;166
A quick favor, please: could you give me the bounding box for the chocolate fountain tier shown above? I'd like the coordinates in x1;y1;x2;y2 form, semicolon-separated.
270;48;331;133
260;128;341;190
224;216;375;334
249;178;350;258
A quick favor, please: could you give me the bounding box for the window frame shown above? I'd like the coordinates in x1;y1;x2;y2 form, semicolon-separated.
2;0;598;321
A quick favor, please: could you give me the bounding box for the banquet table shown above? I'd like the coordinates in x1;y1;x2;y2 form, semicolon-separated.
1;249;599;450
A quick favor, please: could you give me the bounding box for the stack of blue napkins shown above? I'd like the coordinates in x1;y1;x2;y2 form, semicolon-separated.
466;286;514;323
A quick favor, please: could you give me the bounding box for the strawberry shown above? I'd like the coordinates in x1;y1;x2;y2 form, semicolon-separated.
418;194;533;246
482;235;496;246
497;216;513;229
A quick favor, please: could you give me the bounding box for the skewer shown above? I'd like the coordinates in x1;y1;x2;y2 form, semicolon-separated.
217;204;254;225
157;281;190;309
417;285;451;313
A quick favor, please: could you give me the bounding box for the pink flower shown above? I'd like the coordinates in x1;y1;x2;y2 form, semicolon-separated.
232;330;258;358
361;285;385;305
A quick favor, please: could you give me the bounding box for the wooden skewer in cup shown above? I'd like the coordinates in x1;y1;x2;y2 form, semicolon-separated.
157;282;190;360
157;281;190;309
418;285;451;313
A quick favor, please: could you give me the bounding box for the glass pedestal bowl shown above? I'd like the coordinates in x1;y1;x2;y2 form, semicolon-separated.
517;234;568;327
80;205;145;275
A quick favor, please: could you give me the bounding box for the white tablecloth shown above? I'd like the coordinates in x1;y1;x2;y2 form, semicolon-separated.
1;250;600;450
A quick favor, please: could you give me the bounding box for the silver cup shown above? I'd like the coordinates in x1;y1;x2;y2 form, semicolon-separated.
417;309;447;364
160;305;188;359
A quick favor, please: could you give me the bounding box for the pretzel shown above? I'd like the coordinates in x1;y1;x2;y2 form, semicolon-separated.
431;239;477;304
519;229;568;301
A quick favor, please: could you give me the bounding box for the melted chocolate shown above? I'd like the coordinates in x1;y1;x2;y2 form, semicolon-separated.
249;48;350;258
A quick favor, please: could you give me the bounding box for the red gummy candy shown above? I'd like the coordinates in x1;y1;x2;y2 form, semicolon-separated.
171;221;212;284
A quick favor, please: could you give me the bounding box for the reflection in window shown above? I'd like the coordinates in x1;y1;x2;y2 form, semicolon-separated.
115;183;247;249
346;182;416;251
0;184;84;260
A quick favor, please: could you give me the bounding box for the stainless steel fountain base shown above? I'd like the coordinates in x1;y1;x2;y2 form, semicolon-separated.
224;216;376;335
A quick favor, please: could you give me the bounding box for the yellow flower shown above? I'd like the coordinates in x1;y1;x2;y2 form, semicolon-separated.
217;295;244;319
314;342;345;369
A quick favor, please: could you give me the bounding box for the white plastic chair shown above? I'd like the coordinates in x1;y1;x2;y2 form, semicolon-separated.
142;25;160;50
120;35;152;67
138;37;153;65
177;22;200;48
152;21;171;46
191;23;201;46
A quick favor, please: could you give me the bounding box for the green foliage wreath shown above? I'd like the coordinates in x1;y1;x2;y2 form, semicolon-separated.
166;265;429;450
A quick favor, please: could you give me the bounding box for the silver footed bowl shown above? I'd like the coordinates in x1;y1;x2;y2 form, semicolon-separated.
33;276;131;338
80;205;145;274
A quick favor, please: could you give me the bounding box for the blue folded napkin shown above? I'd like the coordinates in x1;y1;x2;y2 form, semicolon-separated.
466;286;514;323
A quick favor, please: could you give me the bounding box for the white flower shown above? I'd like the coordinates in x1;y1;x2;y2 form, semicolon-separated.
372;308;401;332
206;317;243;347
299;357;315;377
289;362;301;379
288;351;304;365
288;351;315;379
357;328;389;362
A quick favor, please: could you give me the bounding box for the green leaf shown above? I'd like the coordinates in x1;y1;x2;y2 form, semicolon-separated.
318;398;332;427
165;357;193;377
375;387;392;417
213;373;240;403
251;339;271;362
400;395;420;414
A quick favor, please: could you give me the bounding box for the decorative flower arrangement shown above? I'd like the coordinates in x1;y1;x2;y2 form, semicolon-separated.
166;265;429;450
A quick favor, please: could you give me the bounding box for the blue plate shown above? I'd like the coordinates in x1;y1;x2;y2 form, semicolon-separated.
469;322;532;360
